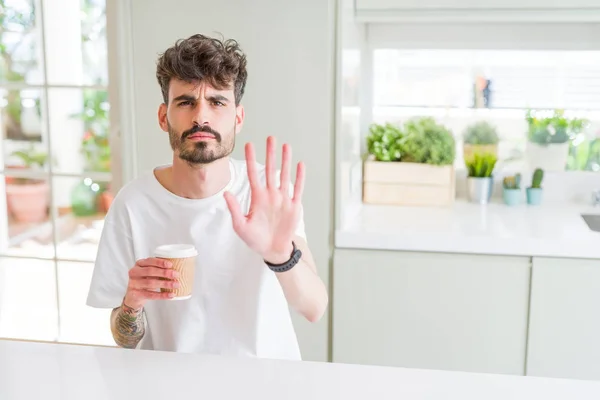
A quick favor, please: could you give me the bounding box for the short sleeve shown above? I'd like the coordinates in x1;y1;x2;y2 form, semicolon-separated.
86;197;136;309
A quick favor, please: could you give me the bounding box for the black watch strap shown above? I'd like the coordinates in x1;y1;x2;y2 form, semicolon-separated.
264;241;302;273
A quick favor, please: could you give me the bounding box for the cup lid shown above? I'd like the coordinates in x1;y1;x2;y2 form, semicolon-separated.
154;244;198;258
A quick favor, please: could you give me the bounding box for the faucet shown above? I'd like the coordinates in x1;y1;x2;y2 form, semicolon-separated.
593;189;600;206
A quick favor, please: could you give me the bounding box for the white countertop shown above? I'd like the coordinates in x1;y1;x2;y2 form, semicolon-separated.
2;339;600;400
336;201;600;259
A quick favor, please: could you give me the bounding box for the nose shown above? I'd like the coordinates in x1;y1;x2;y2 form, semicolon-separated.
192;100;211;127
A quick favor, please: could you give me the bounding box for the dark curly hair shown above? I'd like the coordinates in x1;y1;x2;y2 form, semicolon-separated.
156;34;248;105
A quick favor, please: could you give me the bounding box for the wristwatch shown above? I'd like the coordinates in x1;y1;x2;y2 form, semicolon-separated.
264;241;302;273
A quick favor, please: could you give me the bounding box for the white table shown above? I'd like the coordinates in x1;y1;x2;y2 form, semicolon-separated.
2;339;600;399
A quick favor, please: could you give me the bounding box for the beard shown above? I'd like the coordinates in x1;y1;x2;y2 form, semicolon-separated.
168;121;235;165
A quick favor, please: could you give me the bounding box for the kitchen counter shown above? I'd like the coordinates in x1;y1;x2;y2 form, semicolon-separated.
336;201;600;259
2;339;600;400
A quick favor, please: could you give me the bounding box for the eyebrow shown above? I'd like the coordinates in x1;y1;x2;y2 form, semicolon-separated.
206;94;231;103
173;94;197;103
172;93;231;104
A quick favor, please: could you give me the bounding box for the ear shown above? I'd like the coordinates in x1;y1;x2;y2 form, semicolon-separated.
235;104;245;135
158;103;168;132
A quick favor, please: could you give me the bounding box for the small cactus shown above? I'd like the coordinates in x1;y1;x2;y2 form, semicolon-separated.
503;173;522;190
531;168;544;189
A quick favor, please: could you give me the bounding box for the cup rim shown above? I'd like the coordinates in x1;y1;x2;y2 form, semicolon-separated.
154;244;198;259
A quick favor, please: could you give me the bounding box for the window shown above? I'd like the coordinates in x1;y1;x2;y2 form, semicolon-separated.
372;49;600;172
0;0;114;345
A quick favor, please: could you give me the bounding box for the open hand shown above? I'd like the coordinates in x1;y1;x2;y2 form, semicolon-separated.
224;136;305;264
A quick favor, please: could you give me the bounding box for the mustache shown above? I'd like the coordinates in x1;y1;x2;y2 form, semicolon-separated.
182;124;222;142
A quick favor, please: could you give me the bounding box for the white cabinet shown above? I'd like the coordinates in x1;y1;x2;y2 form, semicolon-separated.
526;257;600;381
356;0;600;10
332;249;531;375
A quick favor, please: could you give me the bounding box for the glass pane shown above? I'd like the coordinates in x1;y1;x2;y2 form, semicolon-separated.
1;88;48;172
0;174;54;258
0;0;44;85
0;257;58;341
372;49;600;172
373;49;600;109
57;261;113;345
43;0;108;86
47;88;110;174
54;176;112;262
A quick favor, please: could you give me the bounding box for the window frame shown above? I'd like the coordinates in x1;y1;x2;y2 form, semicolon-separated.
0;0;120;344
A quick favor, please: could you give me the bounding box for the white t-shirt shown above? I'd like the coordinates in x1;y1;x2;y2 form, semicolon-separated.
86;158;304;361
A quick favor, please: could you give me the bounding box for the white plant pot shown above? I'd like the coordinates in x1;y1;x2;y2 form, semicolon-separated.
525;141;569;172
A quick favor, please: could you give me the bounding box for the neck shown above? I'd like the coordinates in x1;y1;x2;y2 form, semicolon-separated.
157;155;231;199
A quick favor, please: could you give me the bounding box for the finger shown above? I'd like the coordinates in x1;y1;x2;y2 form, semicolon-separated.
132;289;175;300
245;142;261;190
129;266;179;280
130;278;180;291
265;136;276;189
279;143;291;193
224;191;246;232
292;161;305;204
136;258;172;269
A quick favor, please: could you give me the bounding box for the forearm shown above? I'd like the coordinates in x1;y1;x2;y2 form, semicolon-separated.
275;259;328;323
110;302;146;349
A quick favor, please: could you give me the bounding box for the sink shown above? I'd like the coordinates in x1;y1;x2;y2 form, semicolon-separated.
581;214;600;232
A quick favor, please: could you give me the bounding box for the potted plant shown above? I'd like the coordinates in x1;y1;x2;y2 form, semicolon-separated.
463;121;499;161
465;152;497;204
525;109;588;171
5;145;50;223
363;117;456;207
526;168;544;206
502;173;522;206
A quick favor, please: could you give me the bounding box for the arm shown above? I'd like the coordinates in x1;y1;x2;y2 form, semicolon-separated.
87;194;177;348
271;236;328;323
224;137;329;324
107;258;178;348
110;302;146;349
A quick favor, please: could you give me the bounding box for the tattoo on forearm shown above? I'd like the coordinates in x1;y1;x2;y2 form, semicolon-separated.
110;303;145;349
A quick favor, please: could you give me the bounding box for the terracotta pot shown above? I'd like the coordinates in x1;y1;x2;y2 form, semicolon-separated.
98;191;114;213
6;181;50;223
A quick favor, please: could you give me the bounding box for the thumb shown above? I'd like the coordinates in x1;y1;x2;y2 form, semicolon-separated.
224;191;245;233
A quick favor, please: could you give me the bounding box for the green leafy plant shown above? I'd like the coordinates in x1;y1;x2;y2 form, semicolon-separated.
366;122;404;162
11;146;47;169
503;173;521;190
526;109;588;145
9;145;48;185
465;152;497;178
530;168;544;189
366;117;456;166
399;117;456;165
463;121;499;145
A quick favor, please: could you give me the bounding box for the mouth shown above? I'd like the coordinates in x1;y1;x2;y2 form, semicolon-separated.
186;133;216;141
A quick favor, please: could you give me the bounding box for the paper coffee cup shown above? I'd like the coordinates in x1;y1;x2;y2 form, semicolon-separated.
154;244;198;300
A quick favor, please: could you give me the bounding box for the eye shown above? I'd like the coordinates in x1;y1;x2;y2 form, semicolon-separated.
178;101;193;107
212;100;225;107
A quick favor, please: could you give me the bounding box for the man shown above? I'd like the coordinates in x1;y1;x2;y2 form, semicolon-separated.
86;34;328;361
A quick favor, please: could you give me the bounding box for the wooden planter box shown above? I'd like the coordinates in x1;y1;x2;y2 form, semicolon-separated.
363;158;455;207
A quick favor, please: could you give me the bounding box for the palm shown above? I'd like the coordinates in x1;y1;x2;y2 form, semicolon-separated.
224;136;305;260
